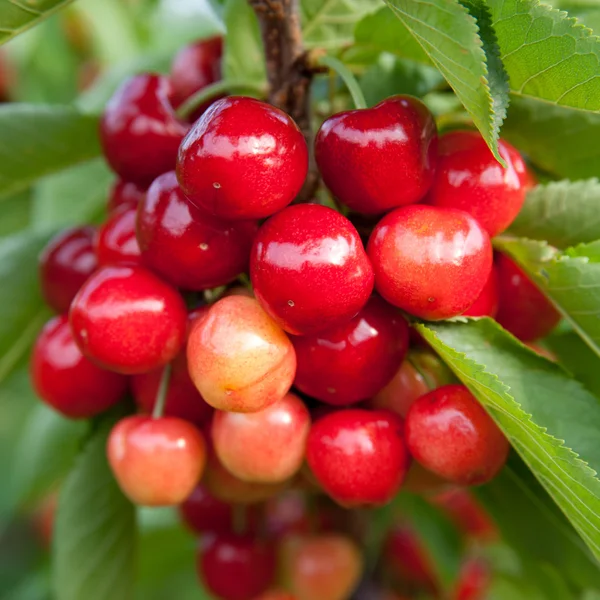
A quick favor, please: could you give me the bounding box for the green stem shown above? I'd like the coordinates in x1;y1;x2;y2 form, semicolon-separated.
175;80;267;120
152;363;172;419
318;54;367;110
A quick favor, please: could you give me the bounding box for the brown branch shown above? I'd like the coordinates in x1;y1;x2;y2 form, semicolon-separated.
248;0;319;201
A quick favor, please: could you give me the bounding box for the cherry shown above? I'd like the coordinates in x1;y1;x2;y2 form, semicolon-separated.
280;534;363;600
197;533;275;600
177;96;308;220
95;206;142;266
462;264;499;318
306;408;410;506
250;204;374;335
137;171;258;290
405;385;509;485
39;226;98;314
264;490;311;539
107;179;146;213
368;205;493;320
292;296;409;405
495;252;561;341
107;415;206;505
253;591;295;600
212;392;310;483
69;265;187;374
428;130;532;237
453;557;491;600
31;315;127;418
99;74;189;185
315;95;437;215
187;295;296;412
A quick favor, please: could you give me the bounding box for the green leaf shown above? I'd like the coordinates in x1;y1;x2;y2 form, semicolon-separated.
510;179;600;248
382;0;508;163
0;189;31;238
53;411;136;600
0;105;101;201
0;0;75;46
415;318;600;561
495;237;600;359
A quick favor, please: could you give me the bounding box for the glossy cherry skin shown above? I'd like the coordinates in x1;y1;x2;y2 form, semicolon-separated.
95;206;142;266
197;533;275;600
137;171;258;290
39;226;98;313
315;95;437;215
177;96;308;220
69;265;187;374
107;179;147;213
293;296;409;405
212;392;310;483
428;130;533;237
31;315;127;418
107;415;207;506
187;295;296;412
306;409;410;506
462;264;499;318
368;205;493;320
495;252;561;341
100;74;189;185
250;204;374;335
405;385;509;485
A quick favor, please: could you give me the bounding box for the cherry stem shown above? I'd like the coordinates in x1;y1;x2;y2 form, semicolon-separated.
318;55;367;110
151;363;172;419
175;80;267;120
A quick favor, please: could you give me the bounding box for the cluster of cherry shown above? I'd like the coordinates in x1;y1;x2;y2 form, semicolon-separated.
30;36;560;600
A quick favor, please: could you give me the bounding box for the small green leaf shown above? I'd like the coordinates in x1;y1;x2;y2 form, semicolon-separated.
0;105;101;201
416;318;600;560
0;189;31;238
54;411;136;600
0;0;75;46
510;180;600;248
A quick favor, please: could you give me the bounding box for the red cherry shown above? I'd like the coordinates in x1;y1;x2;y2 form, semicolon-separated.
179;484;234;535
315;95;437;214
100;74;189;185
212;392;310;483
107;179;147;213
253;590;295;600
264;490;310;539
368;205;493;320
428;130;532;237
197;533;275;600
292;296;409;405
453;557;491;600
495;252;561;341
137;171;257;290
177;97;308;220
69;265;187;374
405;385;509;485
250;204;374;335
306;409;410;506
31;315;126;418
39;226;98;314
95;206;142;266
462;264;499;318
187;295;296;413
107;415;206;505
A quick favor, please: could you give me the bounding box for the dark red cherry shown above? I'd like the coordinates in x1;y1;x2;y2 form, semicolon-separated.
39;226;98;314
137;171;257;290
107;179;147;213
306;408;410;506
428;130;533;237
95;206;142;266
368;205;493;320
31;315;127;418
315;95;437;215
250;204;374;335
462;265;499;318
197;534;276;600
405;385;509;485
69;265;187;374
100;74;189;185
179;484;234;535
177;96;308;220
495;252;561;341
292;296;409;405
